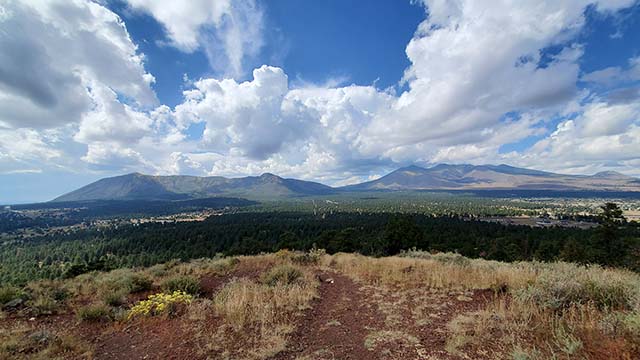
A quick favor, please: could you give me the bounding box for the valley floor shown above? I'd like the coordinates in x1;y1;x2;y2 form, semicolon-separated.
1;251;640;359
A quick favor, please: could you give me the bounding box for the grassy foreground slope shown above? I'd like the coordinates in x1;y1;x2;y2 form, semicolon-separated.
1;251;639;360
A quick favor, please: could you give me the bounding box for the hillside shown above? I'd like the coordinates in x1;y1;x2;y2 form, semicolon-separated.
1;251;639;359
53;173;335;202
344;164;640;191
51;164;640;203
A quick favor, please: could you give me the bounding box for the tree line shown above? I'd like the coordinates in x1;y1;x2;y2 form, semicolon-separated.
1;204;638;285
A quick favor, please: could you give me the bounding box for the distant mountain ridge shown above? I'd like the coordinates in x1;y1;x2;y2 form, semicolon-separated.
342;164;640;192
53;172;335;202
52;164;640;202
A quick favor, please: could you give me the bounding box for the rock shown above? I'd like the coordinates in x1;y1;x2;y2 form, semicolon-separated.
325;278;335;284
3;298;23;309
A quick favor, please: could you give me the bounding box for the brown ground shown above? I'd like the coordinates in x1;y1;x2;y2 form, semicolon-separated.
272;271;384;360
1;261;497;360
89;259;272;360
271;272;495;360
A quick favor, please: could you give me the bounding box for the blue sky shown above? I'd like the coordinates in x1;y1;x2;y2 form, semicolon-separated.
1;0;640;203
110;0;424;105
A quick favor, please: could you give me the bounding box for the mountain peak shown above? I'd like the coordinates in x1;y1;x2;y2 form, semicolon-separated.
592;171;630;179
397;165;426;172
343;163;640;191
53;172;332;202
259;172;282;180
120;172;146;178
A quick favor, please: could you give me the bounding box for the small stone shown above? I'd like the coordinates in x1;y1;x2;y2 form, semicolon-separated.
325;278;334;284
4;298;23;308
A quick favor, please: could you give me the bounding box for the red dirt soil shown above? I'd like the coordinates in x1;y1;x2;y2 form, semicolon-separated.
271;272;495;360
1;263;499;360
89;261;271;360
272;271;385;360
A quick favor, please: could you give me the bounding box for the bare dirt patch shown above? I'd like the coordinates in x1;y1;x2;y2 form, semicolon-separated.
93;317;197;360
271;271;497;360
271;271;384;360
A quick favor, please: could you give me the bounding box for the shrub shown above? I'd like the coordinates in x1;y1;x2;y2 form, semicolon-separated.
127;274;154;293
29;296;59;316
102;290;127;307
127;291;193;320
0;286;25;308
515;267;637;311
148;264;167;278
1;328;92;359
611;311;640;347
291;249;326;265
261;265;303;286
77;304;111;322
161;276;201;295
400;250;471;267
214;277;316;331
274;249;293;259
100;270;153;295
24;281;70;315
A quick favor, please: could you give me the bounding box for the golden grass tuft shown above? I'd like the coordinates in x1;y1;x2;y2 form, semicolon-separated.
209;262;318;359
329;251;640;358
329;252;536;290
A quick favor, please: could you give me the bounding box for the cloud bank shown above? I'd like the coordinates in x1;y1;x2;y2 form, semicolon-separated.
1;0;639;185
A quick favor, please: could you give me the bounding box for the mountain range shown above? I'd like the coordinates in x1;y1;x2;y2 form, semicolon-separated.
53;172;334;202
343;164;640;191
52;164;640;202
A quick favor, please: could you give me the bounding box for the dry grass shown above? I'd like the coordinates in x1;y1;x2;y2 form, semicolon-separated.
3;250;640;359
208;262;318;359
167;256;239;278
0;325;93;360
22;280;71;316
329;252;537;290
158;254;322;359
71;257;238;298
328;251;640;359
1;254;315;360
445;298;639;359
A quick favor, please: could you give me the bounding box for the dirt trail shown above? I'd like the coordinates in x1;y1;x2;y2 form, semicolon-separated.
1;261;496;360
272;271;384;360
272;271;495;360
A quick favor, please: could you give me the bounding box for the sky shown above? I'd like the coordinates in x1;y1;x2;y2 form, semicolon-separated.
1;0;640;203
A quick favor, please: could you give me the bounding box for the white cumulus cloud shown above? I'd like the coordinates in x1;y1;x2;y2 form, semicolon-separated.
125;0;264;77
1;0;640;187
0;0;156;129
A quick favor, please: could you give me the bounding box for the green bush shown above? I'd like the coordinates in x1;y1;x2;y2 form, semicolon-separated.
102;290;126;307
400;250;471;267
161;276;201;295
127;274;153;293
24;281;70;315
77;304;111;322
102;271;153;294
0;286;25;307
261;265;303;286
514;264;638;311
622;312;640;346
28;296;59;316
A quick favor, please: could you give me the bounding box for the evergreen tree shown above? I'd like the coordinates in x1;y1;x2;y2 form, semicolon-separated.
596;202;626;264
